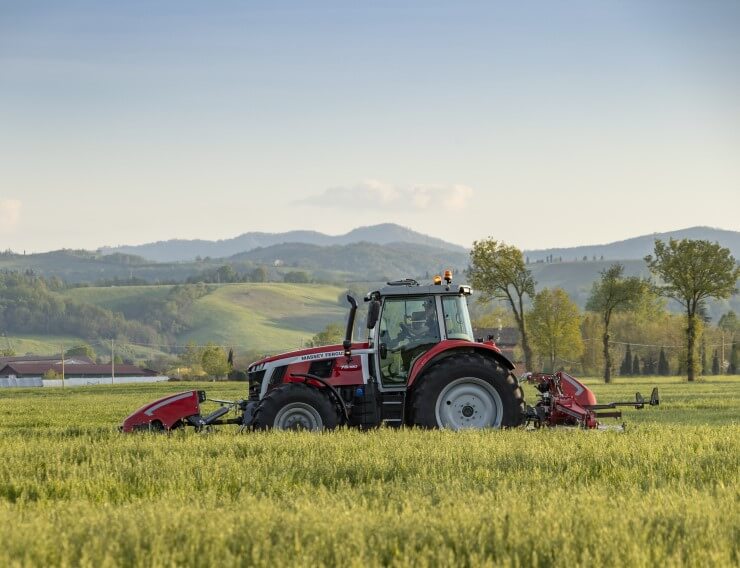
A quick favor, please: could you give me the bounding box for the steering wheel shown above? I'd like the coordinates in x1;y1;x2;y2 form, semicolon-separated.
398;322;413;341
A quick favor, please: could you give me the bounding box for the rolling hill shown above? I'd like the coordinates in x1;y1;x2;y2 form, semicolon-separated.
60;283;349;354
524;226;740;262
99;223;467;262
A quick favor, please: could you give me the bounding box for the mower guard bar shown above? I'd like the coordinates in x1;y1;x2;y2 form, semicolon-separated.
586;387;659;411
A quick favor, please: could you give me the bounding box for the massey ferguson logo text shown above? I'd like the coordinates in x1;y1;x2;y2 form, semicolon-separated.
300;351;343;362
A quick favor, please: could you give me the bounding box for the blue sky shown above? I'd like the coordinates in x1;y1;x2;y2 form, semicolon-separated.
1;1;738;252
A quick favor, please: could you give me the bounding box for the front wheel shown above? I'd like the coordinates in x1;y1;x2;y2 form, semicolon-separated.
252;383;339;431
409;353;525;429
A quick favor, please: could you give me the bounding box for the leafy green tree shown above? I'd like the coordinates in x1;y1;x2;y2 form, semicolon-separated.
216;265;237;283
251;266;269;282
645;239;739;381
586;264;647;382
469;239;535;370
308;323;345;347
284;271;310;284
201;343;231;379
65;344;95;359
180;341;203;372
718;311;738;334
527;288;583;372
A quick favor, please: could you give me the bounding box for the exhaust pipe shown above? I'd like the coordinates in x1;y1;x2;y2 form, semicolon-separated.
343;295;358;357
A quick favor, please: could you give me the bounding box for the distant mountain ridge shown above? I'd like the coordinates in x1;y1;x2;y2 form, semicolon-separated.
99;223;467;262
229;241;469;276
523;226;739;262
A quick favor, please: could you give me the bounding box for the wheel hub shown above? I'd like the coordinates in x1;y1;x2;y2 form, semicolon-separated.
274;402;323;431
435;377;504;430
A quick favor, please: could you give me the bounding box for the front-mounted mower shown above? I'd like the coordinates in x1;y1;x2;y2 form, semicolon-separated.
121;272;659;433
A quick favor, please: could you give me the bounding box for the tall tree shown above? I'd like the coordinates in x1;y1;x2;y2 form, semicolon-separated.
201;343;231;379
712;349;720;375
469;239;536;370
718;311;738;374
586;264;646;382
527;288;583;372
658;347;670;376
729;342;738;375
633;354;641;377
645;239;739;381
621;344;633;376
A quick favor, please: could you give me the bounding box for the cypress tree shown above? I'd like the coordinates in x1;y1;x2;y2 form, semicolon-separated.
621;344;633;375
633;354;640;377
712;349;720;375
658;347;669;376
729;342;738;374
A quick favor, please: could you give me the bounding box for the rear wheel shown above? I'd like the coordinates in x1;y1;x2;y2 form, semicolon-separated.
409;353;525;429
252;383;339;431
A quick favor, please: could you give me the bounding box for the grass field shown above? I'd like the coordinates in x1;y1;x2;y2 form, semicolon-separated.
0;377;738;567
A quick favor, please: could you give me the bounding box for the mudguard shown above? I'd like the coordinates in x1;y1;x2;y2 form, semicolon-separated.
407;340;515;388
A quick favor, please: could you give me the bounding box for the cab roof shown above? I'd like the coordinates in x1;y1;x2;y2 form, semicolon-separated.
366;280;472;300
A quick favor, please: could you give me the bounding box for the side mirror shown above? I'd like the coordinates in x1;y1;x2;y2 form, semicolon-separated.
367;300;381;329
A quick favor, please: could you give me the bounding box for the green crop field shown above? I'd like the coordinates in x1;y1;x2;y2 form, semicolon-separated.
0;377;738;567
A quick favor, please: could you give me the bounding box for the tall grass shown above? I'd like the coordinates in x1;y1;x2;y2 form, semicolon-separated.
0;378;738;566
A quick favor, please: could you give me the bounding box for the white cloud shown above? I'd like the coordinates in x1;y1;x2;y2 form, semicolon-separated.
0;199;22;233
444;184;474;210
300;180;473;211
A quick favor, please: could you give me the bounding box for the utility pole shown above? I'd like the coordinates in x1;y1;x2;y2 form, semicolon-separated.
721;331;725;374
111;339;115;385
61;343;65;389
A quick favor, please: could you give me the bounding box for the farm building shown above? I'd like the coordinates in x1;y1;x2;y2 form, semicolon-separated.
0;355;167;387
0;361;153;380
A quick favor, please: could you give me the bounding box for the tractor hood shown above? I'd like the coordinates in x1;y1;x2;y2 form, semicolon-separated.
248;342;370;370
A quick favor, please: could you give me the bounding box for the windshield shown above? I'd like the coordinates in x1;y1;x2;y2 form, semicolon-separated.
442;296;474;341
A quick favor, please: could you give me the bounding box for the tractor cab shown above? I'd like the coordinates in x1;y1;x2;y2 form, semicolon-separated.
362;273;476;388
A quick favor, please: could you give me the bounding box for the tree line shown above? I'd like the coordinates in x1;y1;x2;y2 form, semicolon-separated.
469;237;739;382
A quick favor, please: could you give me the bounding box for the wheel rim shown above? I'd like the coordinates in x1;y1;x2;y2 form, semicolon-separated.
274;402;324;430
435;377;504;430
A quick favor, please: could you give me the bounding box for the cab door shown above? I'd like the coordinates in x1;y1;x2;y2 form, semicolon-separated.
376;296;442;388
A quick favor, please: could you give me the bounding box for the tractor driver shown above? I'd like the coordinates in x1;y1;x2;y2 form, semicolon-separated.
401;299;440;370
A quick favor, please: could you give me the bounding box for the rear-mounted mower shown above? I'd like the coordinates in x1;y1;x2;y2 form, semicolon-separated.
121;272;659;433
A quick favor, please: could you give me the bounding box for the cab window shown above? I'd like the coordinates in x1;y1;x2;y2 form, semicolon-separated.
442;296;474;341
378;297;440;385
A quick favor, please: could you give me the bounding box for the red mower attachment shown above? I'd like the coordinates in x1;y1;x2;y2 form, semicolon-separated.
522;371;659;430
120;390;246;432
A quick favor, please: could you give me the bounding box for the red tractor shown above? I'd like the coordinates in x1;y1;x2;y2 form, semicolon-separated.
122;272;657;432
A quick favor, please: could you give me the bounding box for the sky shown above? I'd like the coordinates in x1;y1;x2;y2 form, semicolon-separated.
1;0;738;253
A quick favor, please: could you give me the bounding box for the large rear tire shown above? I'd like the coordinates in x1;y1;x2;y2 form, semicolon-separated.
409;353;525;429
252;383;339;431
